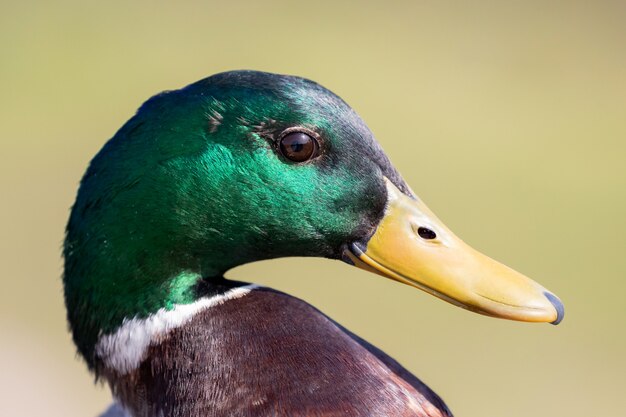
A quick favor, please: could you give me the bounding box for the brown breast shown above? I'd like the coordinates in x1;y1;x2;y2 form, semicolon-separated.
106;287;452;417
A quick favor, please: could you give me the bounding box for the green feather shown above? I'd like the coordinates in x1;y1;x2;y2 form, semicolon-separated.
63;70;403;368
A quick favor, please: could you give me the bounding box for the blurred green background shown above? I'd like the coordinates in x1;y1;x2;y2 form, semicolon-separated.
1;1;625;416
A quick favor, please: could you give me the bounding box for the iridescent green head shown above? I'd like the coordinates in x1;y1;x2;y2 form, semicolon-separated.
64;71;403;366
64;70;563;370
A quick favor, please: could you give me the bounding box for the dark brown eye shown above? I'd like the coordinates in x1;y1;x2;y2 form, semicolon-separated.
279;131;319;162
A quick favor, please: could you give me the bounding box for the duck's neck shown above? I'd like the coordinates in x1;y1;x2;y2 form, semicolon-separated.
64;239;242;372
95;279;257;376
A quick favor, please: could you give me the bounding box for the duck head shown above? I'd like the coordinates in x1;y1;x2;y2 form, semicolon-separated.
64;71;563;369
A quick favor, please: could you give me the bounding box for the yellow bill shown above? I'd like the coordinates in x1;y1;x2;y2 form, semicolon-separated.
346;178;564;324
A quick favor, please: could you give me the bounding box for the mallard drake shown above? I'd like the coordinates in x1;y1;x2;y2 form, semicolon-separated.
63;70;564;417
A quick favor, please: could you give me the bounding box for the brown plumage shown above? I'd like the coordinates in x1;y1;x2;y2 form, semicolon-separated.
105;287;452;417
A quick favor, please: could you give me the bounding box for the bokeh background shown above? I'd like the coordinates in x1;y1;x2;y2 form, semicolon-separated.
1;1;625;416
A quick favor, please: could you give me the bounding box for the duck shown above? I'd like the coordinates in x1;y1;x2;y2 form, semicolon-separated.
63;70;564;417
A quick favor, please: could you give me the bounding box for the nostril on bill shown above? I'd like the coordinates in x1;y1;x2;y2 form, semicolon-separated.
416;226;437;240
544;292;565;325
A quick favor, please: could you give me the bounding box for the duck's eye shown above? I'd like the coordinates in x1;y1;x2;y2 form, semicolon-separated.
417;227;437;240
279;132;319;162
